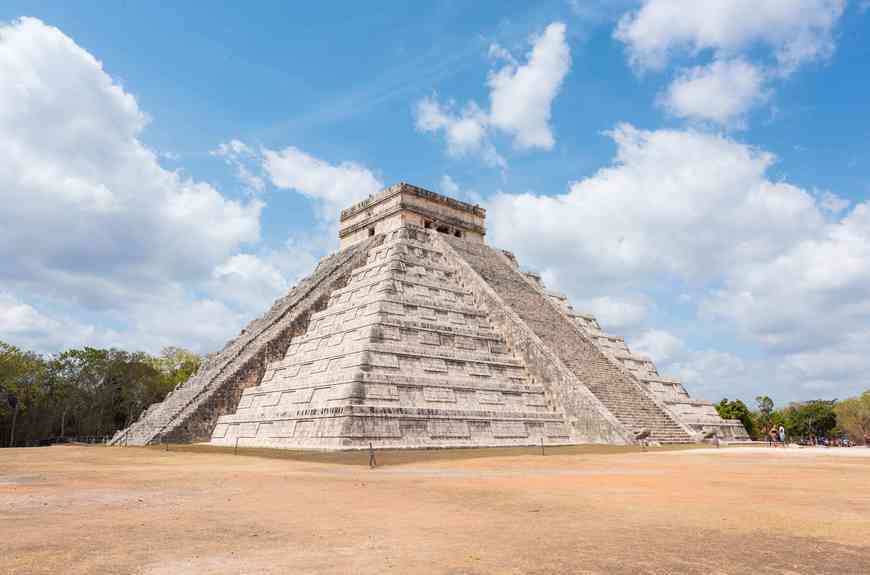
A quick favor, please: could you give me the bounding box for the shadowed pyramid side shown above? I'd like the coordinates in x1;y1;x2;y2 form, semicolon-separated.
541;289;749;441
110;239;374;446
438;235;696;445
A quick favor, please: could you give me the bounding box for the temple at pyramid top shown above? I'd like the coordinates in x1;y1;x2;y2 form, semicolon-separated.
339;182;486;248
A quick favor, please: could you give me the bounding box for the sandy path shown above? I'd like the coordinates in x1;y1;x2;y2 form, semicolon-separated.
2;445;868;574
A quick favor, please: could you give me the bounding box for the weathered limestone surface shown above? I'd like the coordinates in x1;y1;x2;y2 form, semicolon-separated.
110;239;374;445
440;236;694;445
542;288;749;441
211;227;570;449
115;182;748;449
339;182;486;248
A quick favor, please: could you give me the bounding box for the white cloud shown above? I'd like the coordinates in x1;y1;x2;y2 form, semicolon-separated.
671;350;748;395
262;146;382;220
207;236;321;314
629;329;684;363
487;22;572;150
819;190;850;214
210;254;289;313
575;296;648;329
212;139;266;193
212;137;385;224
487;123;870;402
0;17;270;354
0;293;117;353
0;17;262;294
488;124;822;282
615;0;846;74
414;97;501;166
661;58;768;127
615;1;845;129
703;202;870;353
414;22;571;165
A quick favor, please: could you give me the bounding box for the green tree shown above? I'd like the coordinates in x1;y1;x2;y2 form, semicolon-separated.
781;400;838;442
715;398;758;439
1;341;201;446
147;347;201;390
0;342;49;446
834;391;870;444
755;396;774;429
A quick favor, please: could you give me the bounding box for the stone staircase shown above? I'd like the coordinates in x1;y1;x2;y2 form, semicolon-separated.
444;237;693;444
111;238;374;446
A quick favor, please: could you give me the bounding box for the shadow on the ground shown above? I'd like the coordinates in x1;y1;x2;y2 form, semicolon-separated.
134;441;706;467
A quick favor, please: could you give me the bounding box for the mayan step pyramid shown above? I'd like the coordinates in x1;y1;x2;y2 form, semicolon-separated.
114;183;748;448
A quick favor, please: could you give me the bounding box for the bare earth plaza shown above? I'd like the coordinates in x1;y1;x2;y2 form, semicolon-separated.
4;445;870;574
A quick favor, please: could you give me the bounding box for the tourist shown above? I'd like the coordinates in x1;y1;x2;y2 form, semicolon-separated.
768;428;777;448
778;425;786;448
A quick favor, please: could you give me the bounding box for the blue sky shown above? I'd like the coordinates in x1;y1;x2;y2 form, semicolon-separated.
1;1;868;408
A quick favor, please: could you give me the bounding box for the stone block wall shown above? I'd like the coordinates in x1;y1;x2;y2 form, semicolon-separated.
110;237;376;445
210;226;569;450
435;235;634;444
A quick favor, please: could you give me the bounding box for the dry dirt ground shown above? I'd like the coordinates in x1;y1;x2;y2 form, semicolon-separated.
2;444;869;575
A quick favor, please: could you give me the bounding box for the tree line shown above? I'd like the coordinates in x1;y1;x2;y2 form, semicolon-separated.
2;337;868;447
715;393;870;445
0;341;200;447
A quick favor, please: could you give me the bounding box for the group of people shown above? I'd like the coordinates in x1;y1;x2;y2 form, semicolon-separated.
767;425;787;447
766;426;867;447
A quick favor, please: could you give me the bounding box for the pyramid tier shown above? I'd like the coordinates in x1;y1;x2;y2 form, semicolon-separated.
441;235;695;445
211;227;572;449
544;279;748;440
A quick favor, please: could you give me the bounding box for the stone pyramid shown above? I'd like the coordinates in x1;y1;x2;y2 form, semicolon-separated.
115;183;747;449
210;225;571;449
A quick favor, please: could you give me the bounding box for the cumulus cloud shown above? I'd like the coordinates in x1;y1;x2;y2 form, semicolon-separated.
488;124;822;282
488;123;870;401
207;235;322;314
671;350;749;396
615;1;845;128
414;97;502;167
0;17;262;301
262;146;382;219
615;0;845;73
0;293;119;353
575;296;649;329
0;17;282;353
819;190;850;214
629;329;684;363
211;136;384;225
414;22;571;165
661;58;768;127
487;22;572;150
703;203;870;353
